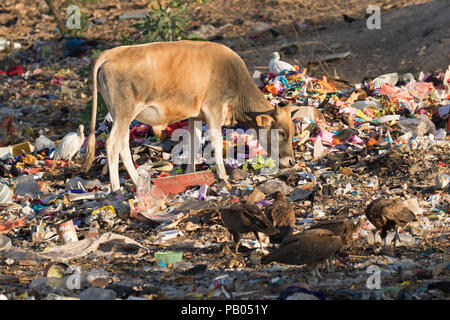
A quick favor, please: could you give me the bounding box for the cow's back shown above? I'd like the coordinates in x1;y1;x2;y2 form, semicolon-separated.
97;41;256;125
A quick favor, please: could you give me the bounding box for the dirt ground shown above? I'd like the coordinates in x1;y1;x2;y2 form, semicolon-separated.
1;0;449;82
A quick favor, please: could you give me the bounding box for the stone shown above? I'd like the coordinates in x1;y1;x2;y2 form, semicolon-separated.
246;189;266;205
78;287;117;300
288;188;314;202
230;168;247;181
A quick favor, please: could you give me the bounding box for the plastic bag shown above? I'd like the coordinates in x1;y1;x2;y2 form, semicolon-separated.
398;115;436;137
135;170;166;218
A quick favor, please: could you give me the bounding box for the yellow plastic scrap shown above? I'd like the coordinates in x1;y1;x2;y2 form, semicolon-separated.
92;205;116;217
368;106;381;117
316;76;337;93
22;154;38;166
356;109;370;121
358;123;371;131
186;292;203;299
345;91;360;105
400;281;411;287
55;69;71;77
129;199;135;218
287;67;307;80
265;84;278;95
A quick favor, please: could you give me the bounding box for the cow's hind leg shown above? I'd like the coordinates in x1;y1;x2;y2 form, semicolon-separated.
106;122;122;192
119;127;139;186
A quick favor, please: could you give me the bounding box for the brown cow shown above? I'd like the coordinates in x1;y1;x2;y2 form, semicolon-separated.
82;41;295;192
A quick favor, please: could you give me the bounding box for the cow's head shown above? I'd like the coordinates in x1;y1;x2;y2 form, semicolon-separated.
255;105;295;168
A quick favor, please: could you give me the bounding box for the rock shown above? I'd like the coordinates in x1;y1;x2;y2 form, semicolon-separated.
286;292;319;300
256;180;292;195
106;284;138;298
78;287;117;300
431;262;448;276
45;293;80;300
428;281;450;294
393;258;419;270
92;17;106;25
118;10;148;20
365;231;415;246
30;276;74;297
392;233;415;247
291;106;324;122
252;22;272;33
398;115;436;137
86;268;110;288
246;188;265;205
435;173;449;190
230;168;247;181
191;24;219;39
288;188;314;201
65;177;102;191
408;221;425;236
280;44;299;56
313;137;325;159
14;175;38;198
402;198;422;215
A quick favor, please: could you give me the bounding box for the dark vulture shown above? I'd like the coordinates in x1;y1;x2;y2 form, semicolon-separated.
365;198;416;248
261;228;344;279
220;202;278;253
308;217;366;244
264;191;295;243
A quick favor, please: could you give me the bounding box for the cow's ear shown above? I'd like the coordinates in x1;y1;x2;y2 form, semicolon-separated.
273;105;280;116
256;114;274;128
289;106;302;119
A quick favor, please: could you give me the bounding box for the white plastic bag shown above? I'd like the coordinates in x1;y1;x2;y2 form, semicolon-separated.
135;170;166;218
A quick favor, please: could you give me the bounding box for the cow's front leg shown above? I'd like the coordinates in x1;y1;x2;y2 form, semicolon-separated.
204;115;228;182
187;118;201;173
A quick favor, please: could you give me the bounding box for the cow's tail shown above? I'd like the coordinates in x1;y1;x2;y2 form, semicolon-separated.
82;54;107;172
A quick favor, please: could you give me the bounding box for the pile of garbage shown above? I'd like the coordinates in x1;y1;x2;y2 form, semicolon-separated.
0;50;449;299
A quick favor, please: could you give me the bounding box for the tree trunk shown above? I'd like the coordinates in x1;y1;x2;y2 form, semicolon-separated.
44;0;69;37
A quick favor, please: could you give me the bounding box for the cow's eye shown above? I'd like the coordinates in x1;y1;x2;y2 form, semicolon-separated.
279;130;286;138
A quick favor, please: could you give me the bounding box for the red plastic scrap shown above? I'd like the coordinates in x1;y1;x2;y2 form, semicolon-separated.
150;171;216;195
0;65;25;77
0;217;27;234
129;124;150;139
21;168;43;174
45;159;67;168
165;121;188;137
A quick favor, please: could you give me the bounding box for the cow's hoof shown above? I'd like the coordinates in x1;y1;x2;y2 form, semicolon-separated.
218;175;229;184
217;178;231;189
